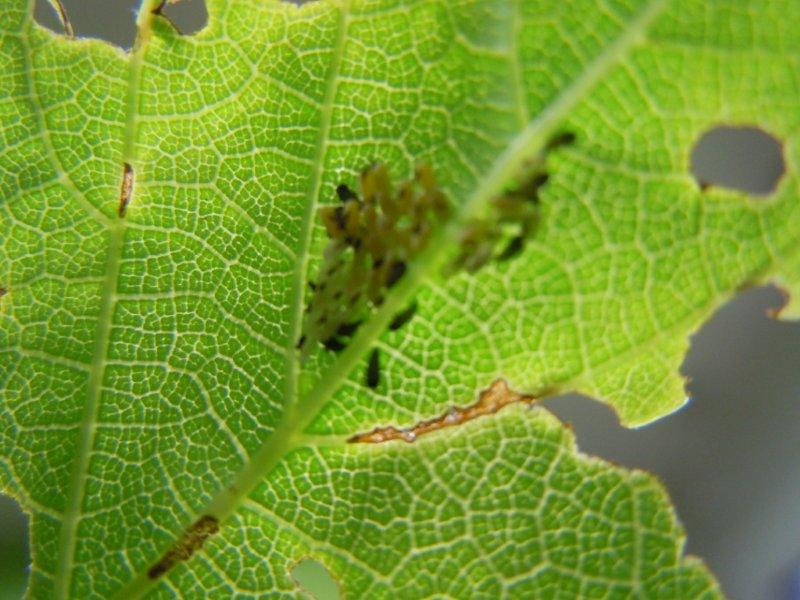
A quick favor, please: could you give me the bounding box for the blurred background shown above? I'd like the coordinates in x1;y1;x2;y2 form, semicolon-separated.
2;1;798;598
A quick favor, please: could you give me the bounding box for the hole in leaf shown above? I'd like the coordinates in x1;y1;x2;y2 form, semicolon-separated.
33;0;72;36
158;0;208;36
0;494;30;598
34;0;139;48
542;285;800;598
292;559;340;600
690;125;785;195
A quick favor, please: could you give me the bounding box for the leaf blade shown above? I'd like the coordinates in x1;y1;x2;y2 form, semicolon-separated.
1;0;798;597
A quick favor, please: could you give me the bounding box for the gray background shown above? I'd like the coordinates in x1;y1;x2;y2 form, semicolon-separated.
1;2;798;598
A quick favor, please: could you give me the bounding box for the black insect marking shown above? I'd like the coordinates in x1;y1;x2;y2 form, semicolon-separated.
118;162;133;217
296;335;306;349
365;349;380;388
337;321;361;337
449;220;499;274
147;515;219;580
389;301;417;331
323;337;346;352
497;236;524;262
531;173;550;190
545;131;576;151
386;261;406;287
336;184;358;202
520;172;550;202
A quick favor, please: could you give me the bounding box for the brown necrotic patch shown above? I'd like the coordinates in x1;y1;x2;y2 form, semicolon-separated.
348;379;541;443
147;515;219;580
118;162;133;217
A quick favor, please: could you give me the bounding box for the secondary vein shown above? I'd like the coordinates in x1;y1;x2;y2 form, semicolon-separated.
53;1;159;598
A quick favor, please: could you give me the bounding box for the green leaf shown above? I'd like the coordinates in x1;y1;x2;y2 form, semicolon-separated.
168;404;720;599
0;0;796;596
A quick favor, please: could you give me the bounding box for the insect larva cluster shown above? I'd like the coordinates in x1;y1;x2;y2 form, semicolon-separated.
299;133;571;389
448;174;543;273
448;131;573;274
299;163;450;375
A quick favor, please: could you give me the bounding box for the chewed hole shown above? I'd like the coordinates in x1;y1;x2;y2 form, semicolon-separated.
292;558;340;600
34;0;139;48
33;0;66;35
0;494;30;597
159;0;208;35
690;125;785;196
34;0;209;47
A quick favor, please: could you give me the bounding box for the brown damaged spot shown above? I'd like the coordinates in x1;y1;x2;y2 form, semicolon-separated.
147;515;219;580
0;287;7;297
118;163;133;217
348;379;541;443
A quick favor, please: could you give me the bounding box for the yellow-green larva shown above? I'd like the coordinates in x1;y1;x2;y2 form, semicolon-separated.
299;164;450;359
